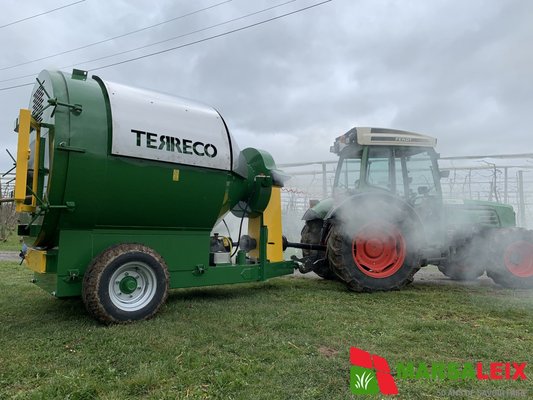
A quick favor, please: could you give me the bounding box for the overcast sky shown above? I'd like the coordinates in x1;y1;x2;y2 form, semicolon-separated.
0;0;532;172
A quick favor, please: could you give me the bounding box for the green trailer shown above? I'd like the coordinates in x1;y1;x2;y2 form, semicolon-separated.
13;69;295;323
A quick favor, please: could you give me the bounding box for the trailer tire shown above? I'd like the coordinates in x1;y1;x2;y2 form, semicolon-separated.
486;228;533;289
300;220;337;280
82;243;170;324
327;217;420;292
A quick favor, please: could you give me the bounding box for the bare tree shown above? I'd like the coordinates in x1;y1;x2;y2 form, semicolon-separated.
0;178;17;242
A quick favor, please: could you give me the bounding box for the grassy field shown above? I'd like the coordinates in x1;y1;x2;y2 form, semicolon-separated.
0;232;21;252
0;261;531;400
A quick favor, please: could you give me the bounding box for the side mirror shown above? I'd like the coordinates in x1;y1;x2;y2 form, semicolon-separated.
439;170;450;179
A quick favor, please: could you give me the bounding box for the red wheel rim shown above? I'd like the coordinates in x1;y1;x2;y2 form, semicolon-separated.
504;241;533;277
352;222;406;278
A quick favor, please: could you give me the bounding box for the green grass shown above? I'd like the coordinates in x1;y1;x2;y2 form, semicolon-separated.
0;262;531;399
0;231;22;251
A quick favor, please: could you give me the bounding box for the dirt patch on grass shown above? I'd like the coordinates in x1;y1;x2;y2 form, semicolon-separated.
318;346;339;358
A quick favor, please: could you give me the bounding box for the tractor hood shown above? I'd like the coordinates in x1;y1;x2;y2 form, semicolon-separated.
443;199;516;229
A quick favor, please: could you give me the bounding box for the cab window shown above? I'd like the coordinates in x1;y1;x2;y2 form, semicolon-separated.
404;150;438;198
367;147;391;190
337;158;362;190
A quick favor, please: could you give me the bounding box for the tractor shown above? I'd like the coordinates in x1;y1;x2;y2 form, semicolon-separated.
298;127;533;290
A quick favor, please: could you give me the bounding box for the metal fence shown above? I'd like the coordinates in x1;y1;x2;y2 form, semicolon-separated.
279;154;533;230
0;172;17;240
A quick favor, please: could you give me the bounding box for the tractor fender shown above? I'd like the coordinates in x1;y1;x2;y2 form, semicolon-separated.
302;197;334;221
322;192;427;248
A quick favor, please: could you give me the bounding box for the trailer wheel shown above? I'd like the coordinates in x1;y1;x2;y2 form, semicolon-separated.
82;243;170;324
300;220;337;280
327;219;420;292
486;228;533;289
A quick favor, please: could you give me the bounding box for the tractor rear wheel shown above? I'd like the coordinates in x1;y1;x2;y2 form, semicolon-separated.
327;218;420;292
300;220;337;280
82;243;170;324
486;228;533;289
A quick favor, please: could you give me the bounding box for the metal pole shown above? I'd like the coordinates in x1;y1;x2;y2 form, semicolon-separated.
504;167;508;204
468;169;472;199
322;162;327;198
493;165;499;203
518;170;526;227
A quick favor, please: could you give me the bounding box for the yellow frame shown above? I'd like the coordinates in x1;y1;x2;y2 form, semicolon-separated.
248;187;284;262
25;248;47;273
15;109;41;213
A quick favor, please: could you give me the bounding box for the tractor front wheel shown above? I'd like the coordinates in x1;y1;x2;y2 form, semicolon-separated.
486;228;533;289
327;220;420;292
82;243;170;324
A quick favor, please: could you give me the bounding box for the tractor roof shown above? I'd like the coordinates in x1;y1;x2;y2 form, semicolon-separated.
331;127;437;154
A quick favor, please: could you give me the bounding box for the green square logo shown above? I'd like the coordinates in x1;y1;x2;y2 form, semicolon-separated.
350;366;379;395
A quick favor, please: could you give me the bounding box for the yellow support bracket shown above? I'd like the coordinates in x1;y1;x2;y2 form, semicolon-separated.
25;248;47;273
15;109;41;213
248;187;284;262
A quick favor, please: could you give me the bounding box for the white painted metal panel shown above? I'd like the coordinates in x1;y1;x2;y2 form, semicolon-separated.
103;80;231;170
357;127;437;148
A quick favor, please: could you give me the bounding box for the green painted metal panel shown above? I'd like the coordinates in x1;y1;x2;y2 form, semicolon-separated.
262;261;297;280
43;229;293;297
305;197;334;220
444;200;516;230
32;272;58;296
462;199;516;227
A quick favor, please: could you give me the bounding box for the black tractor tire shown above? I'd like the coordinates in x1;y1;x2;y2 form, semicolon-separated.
486;228;533;289
300;220;337;280
327;217;421;292
82;243;170;324
438;238;485;281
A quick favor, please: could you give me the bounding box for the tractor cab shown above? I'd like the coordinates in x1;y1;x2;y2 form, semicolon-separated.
331;127;442;208
331;128;444;248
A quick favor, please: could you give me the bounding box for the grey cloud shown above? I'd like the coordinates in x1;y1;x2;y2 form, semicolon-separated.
1;0;532;172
